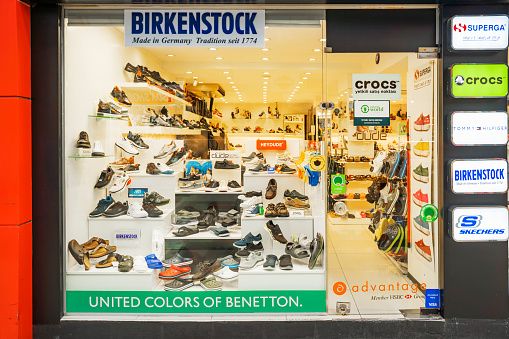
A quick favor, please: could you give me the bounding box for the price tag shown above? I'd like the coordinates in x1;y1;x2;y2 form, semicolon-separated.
290;210;304;217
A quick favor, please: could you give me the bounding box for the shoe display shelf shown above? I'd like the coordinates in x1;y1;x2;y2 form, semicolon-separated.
68;155;112;159
153;279;239;292
88;114;129;121
118;82;192;107
124;125;203;136
165;227;242;240
175;190;244;195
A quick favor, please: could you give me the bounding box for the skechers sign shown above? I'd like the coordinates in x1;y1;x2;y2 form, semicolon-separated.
451;206;508;242
451;15;509;50
352;74;401;100
124;10;265;47
451;64;508;98
451;159;508;194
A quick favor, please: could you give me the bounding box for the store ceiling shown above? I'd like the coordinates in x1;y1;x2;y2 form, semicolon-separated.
137;26;408;106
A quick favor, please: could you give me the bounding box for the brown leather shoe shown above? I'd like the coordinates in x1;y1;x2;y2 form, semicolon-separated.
265;203;277;217
80;237;109;250
285;197;310;209
146;162;161;175
265;179;277;200
89;245;117;258
192;259;223;281
68;239;90;268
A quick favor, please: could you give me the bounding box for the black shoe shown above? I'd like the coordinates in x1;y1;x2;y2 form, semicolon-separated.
284;189;309;201
103;201;128;217
265;220;288;244
277;164;297;174
160;106;168;117
127;131;149;149
94;167;115;189
235;242;263;258
242;191;262;198
227;180;242;191
205;180;220;191
143;203;164;217
179;174;201;182
249;163;268;173
308;233;324;269
214;159;240;169
166;148;189;167
110;86;132;106
77;131;91;148
279;254;293;270
124;164;140;173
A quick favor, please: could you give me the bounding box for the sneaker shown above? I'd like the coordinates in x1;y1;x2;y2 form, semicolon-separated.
244;156;264;166
146;162;161;175
221;257;241;268
414;113;430;131
143;192;170;206
89;196;115;217
164;277;194;291
285;197;310;209
214;159;240;169
370;150;387;175
263;254;278;270
109;156;134;169
159;265;191;280
284;189;308;201
308;233;324;269
265;220;288;244
415;239;432;262
276;152;295;164
156;163;174;174
143;203;164;217
91;141;105;156
384;150;401;178
276;164;297;174
413;139;430;157
227;180;242;192
97;100;122;117
240;196;262;208
110;86;132;106
162;253;194;267
192;260;223;281
103;201;128;217
249;163;268;173
205;180;219;192
154;142;177;159
115;138;139;155
200;276;223;291
128;202;148;218
412;164;429;183
77;131;91;148
239;191;263;200
166;147;189;166
124;164;140;173
233;232;262;248
94;166;115;189
413;216;430;236
279;254;293;270
127;131;149;149
412;189;428;207
179;180;203;191
218;181;228;192
235;242;264;258
213;266;239;281
239;251;264;270
243;204;261;218
109;172;131;193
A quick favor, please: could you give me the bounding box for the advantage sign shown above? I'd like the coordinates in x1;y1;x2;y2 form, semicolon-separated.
451;112;508;146
451;64;508;98
451;206;509;242
353;100;390;126
451;159;508;194
352;74;401;100
451;15;509;50
124;10;265;47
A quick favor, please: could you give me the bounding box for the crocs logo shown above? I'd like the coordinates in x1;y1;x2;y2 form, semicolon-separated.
333;282;347;295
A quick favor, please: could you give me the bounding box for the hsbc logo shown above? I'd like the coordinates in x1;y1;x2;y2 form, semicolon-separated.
454;23;466;32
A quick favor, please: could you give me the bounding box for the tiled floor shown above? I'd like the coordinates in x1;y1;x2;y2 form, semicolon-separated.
326;220;425;316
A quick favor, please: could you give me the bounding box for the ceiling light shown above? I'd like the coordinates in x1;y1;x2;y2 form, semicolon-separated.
265;26;269;29
262;58;269;61
210;47;216;51
167;54;174;57
227;77;232;79
298;81;303;84
186;71;192;74
265;38;270;41
294;89;298;92
344;91;347;93
263;77;269;80
320;38;326;41
198;81;203;83
314;49;320;52
305;72;311;75
264;72;270;75
340;94;343;97
225;102;228;103
262;48;269;51
216;57;223;60
223;71;229;74
236;91;240;94
296;86;300;89
193;76;198;79
302;77;308;80
229;82;234;84
263;86;267;89
291;92;295;94
263;82;268;84
309;58;316;61
392;100;396;103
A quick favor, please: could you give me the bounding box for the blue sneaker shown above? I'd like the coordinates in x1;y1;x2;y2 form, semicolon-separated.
233;232;262;248
89;195;115;217
413;216;430;236
243;204;261;217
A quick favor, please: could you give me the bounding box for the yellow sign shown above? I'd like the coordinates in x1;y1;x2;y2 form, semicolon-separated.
309;155;326;171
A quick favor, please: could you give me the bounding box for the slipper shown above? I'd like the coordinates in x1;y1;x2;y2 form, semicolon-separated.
145;254;163;269
285;242;310;259
172;226;199;237
89;245;116;258
118;255;134;272
96;253;122;268
80;237;109;250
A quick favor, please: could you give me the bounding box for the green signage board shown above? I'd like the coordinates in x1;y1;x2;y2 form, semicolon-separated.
66;290;326;313
451;64;508;98
353;100;390;126
331;174;346;194
420;204;439;223
398;122;407;136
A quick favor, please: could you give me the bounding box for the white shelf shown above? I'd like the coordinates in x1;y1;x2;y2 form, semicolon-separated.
239;262;324;275
119;82;191;106
129;173;177;178
165;228;242;240
67;264;152;275
176;190;244;195
284;121;304;124
126;125;202;135
244;172;298;177
241;214;313;221
87;210;172;221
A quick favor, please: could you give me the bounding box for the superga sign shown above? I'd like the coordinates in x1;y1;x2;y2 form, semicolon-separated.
451;206;508;242
124;10;265;47
451;159;508;194
451;64;508;98
451;15;509;50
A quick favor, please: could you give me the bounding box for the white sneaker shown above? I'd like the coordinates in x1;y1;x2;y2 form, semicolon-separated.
240;196;262;208
128;202;148;218
239;251;264;270
156;163;174;174
213;266;239;281
370;151;387;175
110;172;131;193
276;152;295;165
92;141;105;157
115;138;139;155
244;157;264;165
218;181;228;192
154;142;176;159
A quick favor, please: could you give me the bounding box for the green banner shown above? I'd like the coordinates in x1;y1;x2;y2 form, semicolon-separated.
451;64;508;98
331;175;346;194
66;290;326;313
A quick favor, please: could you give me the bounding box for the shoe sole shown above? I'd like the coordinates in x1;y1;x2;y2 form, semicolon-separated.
127;212;148;218
413;219;431;236
243;213;260;217
412;172;429;183
164;284;193;291
413;124;430;131
286;205;309;210
159;272;190;280
199;284;223;291
221;263;240;268
162;260;193;268
279;265;293;270
308;237;324;269
127;139;149;149
228;188;243;192
110;178;131;194
92;152;105;157
412;196;426;207
205;188;218;192
115;142;139;155
239;261;263;270
154;153;170;159
103;210;128;217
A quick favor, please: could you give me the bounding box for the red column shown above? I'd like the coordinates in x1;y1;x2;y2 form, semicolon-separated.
0;1;32;338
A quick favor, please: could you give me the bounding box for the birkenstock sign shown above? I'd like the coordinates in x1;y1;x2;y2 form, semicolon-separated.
124;10;265;47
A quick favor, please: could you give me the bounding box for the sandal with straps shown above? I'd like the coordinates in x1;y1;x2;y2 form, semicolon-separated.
285;242;310;259
172;226;199;237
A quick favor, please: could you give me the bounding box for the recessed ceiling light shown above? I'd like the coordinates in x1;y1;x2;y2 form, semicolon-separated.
296;86;300;89
193;76;198;79
340;94;343;96
263;82;268;84
186;71;192;74
344;91;347;93
210;47;216;51
290;94;294;97
229;82;234;84
167;54;174;57
262;48;269;51
263;77;269;80
262;58;269;61
263;86;267;89
265;38;270;41
265;26;269;29
216;57;223;60
223;71;229;74
264;72;270;75
314;49;320;52
392;100;396;103
227;77;232;79
320;38;326;41
294;89;298;91
236;91;240;94
302;77;308;80
298;81;303;84
225;101;228;103
305;72;311;75
198;81;203;83
309;58;316;61
291;92;295;94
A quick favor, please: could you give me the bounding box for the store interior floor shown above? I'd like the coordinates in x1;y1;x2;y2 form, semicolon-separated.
326;219;425;316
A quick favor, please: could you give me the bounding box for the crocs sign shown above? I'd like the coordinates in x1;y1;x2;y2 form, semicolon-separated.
451;15;509;50
256;140;286;150
450;64;508;98
451;206;509;241
124;10;265;47
352;74;401;100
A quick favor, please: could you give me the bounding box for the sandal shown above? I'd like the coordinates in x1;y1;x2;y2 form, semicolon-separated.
145;254;163;269
118;255;134;272
68;239;91;270
173;226;199;237
285;242;310;259
89;245;116;258
164;277;194;291
96;253;122;268
80;237;108;250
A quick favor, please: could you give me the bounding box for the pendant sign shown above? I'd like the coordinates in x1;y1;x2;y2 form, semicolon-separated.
450;64;508;98
451;112;508;146
124;10;265;47
451;206;508;242
451;159;508;194
451;15;509;50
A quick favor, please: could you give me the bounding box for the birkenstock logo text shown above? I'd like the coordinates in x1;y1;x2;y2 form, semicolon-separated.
116;234;138;239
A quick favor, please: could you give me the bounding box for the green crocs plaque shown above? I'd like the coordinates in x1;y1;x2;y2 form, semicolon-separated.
420;204;439;222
